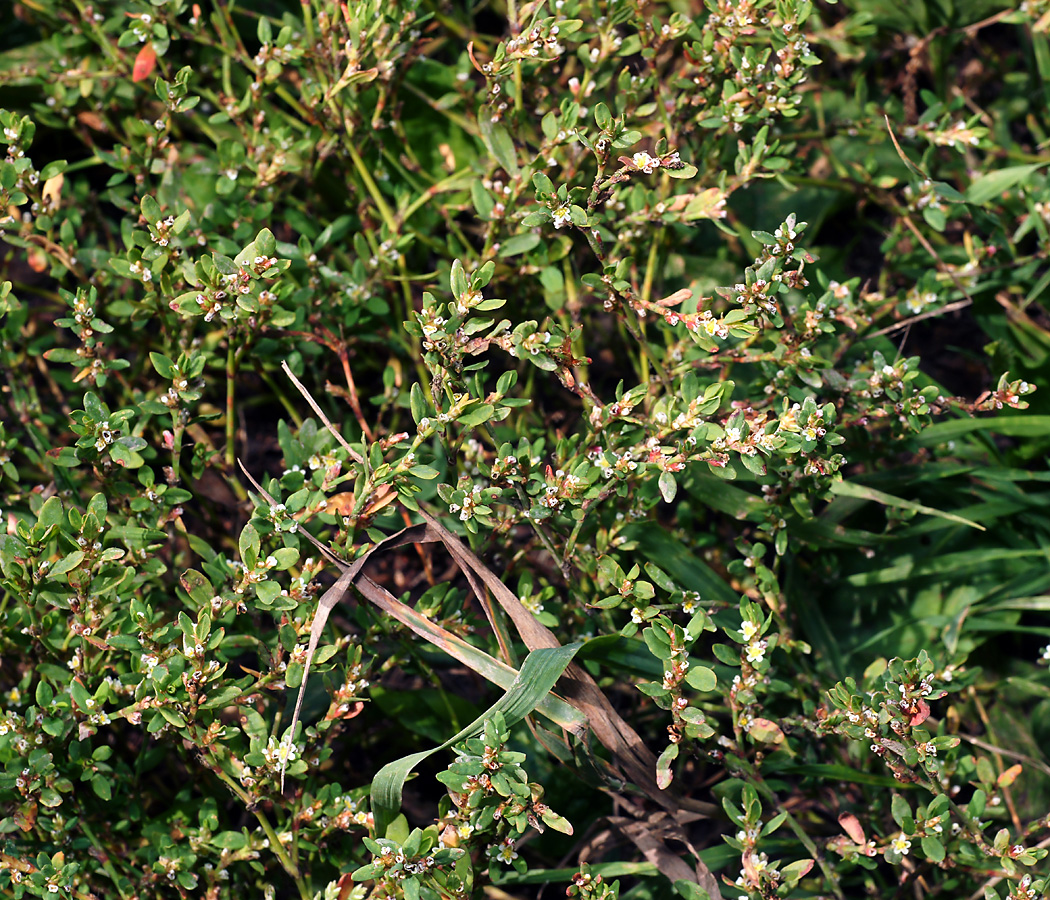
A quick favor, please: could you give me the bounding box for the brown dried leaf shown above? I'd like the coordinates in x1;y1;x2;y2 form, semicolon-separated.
76;111;106;131
42;173;63;207
608;815;698;884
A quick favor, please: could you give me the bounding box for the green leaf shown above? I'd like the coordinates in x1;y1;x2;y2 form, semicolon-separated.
918;415;1050;444
966;163;1045;205
685;665;717;692
50;551;84;577
673;881;711;900
472;180;495;218
921;836;945;862
458;404;494;428
521;210;551;226
478;117;520;176
140;194;162;223
532;172;554;195
498;233;540;257
35;681;54;707
667;163;698;179
200;685;244;709
109;442;144;469
658;471;677;503
371;643;581;836
409;465;440;480
48;446;80;468
828;480;984;531
780;859;814;885
450;258;468;300
91;776;112;801
594;102;614;131
239;522;260;568
39;787;63;808
256;227;276;257
40;160;67;180
410;382;429;424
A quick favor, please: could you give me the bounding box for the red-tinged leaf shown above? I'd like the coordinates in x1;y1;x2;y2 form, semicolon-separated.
133;44;157;83
656;742;678;789
838;812;866;845
15;801;37;832
325;700;365;721
781;858;815;884
749;717;785;744
76;111;106;130
908;698;930;726
27;247;48;272
998;763;1023;787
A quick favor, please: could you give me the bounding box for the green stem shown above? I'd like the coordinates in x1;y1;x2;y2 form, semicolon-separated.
225;335;237;470
401;81;478;136
213;769;311;900
302;0;315;46
400;167;470;221
345;141;399;234
342;134;423;364
273;84;314;128
79;818;130;899
507;0;523;116
746;771;845;900
512;483;566;577
62;154;103;174
170;416;185;484
69;0;123;67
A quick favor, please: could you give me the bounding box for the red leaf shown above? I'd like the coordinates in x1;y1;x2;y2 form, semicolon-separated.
908;698;931;726
132;44;157;83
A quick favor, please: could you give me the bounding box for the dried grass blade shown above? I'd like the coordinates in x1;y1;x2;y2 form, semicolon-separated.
280;359;366;467
414;509;680;811
608;815;722;898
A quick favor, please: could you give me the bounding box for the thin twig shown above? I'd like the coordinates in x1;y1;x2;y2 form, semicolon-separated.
280;360;367;468
865;298;972;338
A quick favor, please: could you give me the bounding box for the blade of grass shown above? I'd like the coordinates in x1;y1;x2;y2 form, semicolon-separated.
845;547;1043;586
369;642;582;836
917;415;1050;444
828;480;985;531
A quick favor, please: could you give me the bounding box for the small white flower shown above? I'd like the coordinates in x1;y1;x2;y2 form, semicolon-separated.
552;205;572;228
494;840;518;864
745;639;767;664
891;834;911;855
632;151;660;174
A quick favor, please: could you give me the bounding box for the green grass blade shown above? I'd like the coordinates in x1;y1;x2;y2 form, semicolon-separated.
370;643;582;836
918;415;1050;444
965;163;1046;206
828;480;985;530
